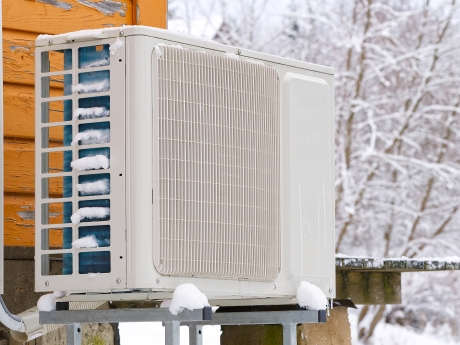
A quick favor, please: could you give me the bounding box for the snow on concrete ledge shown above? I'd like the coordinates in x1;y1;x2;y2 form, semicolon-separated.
335;254;460;272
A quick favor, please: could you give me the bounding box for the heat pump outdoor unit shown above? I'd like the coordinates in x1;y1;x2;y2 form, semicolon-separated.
35;26;335;305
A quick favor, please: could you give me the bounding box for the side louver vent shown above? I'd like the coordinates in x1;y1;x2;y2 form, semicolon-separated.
155;46;281;280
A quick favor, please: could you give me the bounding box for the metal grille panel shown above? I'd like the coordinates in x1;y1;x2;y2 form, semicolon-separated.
156;46;280;281
35;39;126;292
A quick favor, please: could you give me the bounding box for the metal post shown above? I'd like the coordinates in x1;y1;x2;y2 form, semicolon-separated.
189;325;203;345
67;323;82;345
282;323;297;345
164;321;180;345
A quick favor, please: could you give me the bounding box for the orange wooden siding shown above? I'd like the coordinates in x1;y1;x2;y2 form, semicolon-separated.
3;0;167;246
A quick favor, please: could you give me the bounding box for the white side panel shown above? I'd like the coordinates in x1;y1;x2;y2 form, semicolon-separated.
125;35;155;289
283;73;334;293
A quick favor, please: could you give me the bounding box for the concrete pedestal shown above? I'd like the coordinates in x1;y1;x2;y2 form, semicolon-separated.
221;307;352;345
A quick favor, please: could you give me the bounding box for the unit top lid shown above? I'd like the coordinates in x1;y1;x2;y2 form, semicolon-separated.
36;25;333;75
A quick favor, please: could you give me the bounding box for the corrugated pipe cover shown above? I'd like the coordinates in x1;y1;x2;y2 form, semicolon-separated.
11;301;105;342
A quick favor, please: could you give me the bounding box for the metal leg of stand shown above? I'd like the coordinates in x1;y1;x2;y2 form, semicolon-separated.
282;323;297;345
164;321;180;345
189;325;203;345
67;323;82;345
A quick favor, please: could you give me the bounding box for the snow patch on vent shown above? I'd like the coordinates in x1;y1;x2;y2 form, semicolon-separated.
72;80;109;94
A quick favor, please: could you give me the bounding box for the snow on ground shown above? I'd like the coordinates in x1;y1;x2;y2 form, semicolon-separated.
120;323;221;345
349;309;458;345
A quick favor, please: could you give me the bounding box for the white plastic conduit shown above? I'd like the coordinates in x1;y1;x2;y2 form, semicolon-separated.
0;296;25;332
4;298;105;342
0;277;80;339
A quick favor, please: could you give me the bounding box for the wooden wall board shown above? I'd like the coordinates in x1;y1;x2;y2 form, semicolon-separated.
4;139;65;194
3;29;36;86
133;0;167;28
4;193;35;246
4;83;35;139
3;0;133;35
4;139;35;194
4;194;62;247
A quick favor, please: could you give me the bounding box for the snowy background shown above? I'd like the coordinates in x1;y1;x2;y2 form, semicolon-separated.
120;323;222;345
122;0;460;343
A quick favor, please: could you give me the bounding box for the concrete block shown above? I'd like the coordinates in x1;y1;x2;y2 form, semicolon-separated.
221;307;352;345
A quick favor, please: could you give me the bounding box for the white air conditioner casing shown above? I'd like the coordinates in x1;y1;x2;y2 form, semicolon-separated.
35;26;335;304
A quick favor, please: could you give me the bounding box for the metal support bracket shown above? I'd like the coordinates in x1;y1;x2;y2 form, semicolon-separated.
164;321;180;345
67;323;82;345
282;323;297;345
40;307;213;324
40;306;326;345
189;325;203;345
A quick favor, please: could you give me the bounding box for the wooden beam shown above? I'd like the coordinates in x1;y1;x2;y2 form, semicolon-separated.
336;271;401;305
220;308;352;345
132;0;167;28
